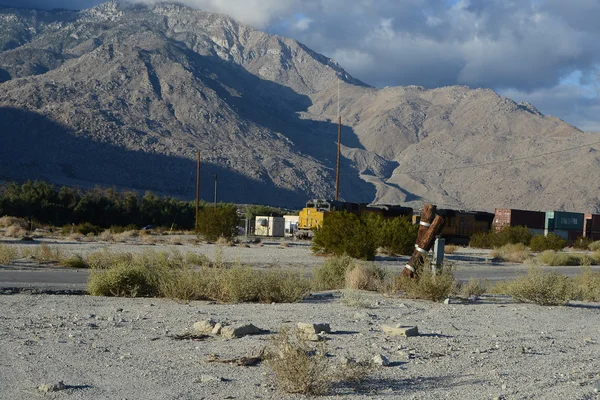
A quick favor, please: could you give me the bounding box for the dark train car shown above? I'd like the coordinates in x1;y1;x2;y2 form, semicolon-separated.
437;209;495;244
584;213;600;240
494;208;546;234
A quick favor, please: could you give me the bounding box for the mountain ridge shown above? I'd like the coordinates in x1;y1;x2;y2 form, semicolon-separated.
1;1;599;212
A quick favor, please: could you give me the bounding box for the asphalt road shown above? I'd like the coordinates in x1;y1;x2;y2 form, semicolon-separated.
2;265;599;293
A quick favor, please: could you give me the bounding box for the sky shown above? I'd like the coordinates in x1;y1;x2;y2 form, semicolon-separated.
1;0;599;132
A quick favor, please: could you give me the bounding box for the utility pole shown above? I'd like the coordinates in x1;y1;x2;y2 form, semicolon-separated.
335;78;342;201
195;150;201;232
213;174;218;207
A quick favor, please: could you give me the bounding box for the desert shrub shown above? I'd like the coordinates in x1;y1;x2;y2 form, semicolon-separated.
572;236;593;250
536;250;582;266
258;270;312;303
0;216;27;228
588;241;600;252
530;233;566;252
340;290;372;308
490;243;530;263
494;267;572;306
313;256;357;290
184;252;210;266
5;224;26;237
86;249;134;269
60;254;89;269
375;215;418;256
98;230;114;242
458;278;487;298
396;262;457;302
216;236;232;246
266;327;372;395
570;268;600;302
197;205;239;242
313;212;377;260
345;264;386;291
0;244;19;264
114;230;138;242
445;245;458;254
140;234;156;245
88;262;160;297
21;243;64;262
158;268;207;301
470;226;533;248
109;224;139;234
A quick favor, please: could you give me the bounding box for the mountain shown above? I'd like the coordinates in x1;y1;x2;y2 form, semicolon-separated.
0;1;599;212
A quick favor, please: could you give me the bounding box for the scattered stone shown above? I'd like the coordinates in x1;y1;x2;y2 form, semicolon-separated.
115;308;123;312
372;354;390;366
211;323;223;335
193;319;216;333
197;374;224;383
297;322;331;334
38;381;67;392
593;380;600;393
220;323;262;339
381;325;419;337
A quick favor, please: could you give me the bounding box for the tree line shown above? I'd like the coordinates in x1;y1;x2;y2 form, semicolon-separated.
0;180;197;229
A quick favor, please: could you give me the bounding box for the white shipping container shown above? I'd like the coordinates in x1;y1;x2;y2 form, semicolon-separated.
255;216;285;237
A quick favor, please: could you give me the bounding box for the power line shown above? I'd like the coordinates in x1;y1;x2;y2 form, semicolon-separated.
395;140;600;175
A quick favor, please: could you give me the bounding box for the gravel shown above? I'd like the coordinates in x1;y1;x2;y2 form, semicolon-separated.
1;292;599;399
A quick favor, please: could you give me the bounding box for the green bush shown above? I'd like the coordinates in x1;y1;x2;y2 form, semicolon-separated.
197;205;239;241
61;222;103;236
470;226;532;248
529;233;566;252
572;236;593;250
88;262;160;297
312;212;377;260
570;267;600;302
588;241;600;252
313;256;357;290
375;215;418;255
493;267;572;306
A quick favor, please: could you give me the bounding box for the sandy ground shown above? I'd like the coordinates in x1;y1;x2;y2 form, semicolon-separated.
1;237;600;399
1;293;599;400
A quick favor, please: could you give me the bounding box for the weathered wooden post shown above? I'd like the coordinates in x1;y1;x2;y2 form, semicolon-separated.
402;204;445;278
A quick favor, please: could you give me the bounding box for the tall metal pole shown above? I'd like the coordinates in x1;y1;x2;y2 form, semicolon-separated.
213;174;218;207
195;150;201;232
335;79;341;201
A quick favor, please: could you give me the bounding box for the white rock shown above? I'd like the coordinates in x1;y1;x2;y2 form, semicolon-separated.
372;354;390;366
297;322;331;334
193;319;216;333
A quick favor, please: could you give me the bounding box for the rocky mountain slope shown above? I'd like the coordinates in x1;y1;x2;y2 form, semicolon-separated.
0;1;598;212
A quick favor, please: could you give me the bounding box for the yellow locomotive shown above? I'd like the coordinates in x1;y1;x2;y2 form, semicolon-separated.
296;199;412;238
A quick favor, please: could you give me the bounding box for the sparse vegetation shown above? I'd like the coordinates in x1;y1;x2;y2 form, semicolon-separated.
5;224;26;237
340;290;372;308
529;233;566;252
265;327;373;395
492;267;572;306
458;278;487;298
535;250;597;266
344;264;385;291
87;249;310;303
572;236;593;250
588;241;600;252
0;244;19;264
470;226;533;248
313;256;357;290
490;243;530;263
445;245;458;254
570;267;600;302
396;262;457;302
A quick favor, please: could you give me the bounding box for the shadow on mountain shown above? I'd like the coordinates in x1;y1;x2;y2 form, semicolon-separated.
0;68;10;83
168;43;376;202
0;107;302;207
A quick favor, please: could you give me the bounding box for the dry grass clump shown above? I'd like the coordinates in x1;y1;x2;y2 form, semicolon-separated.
68;232;85;241
265;327;373;395
0;244;19;264
114;230;138;242
168;236;183;246
491;267;572;306
340;290;372;308
21;243;64;263
396;264;457;302
344;264;385;291
458;278;487;298
280;242;289;248
216;236;233;246
589;241;600;252
60;254;89;269
5;224;26;238
570;268;600;302
536;250;596;266
98;230;114;242
0;216;27;228
87;250;311;303
490;243;530;263
444;245;458;254
140;234;156;245
313;256;357;290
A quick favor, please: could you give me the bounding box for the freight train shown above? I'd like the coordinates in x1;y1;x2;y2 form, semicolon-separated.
295;199;412;238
